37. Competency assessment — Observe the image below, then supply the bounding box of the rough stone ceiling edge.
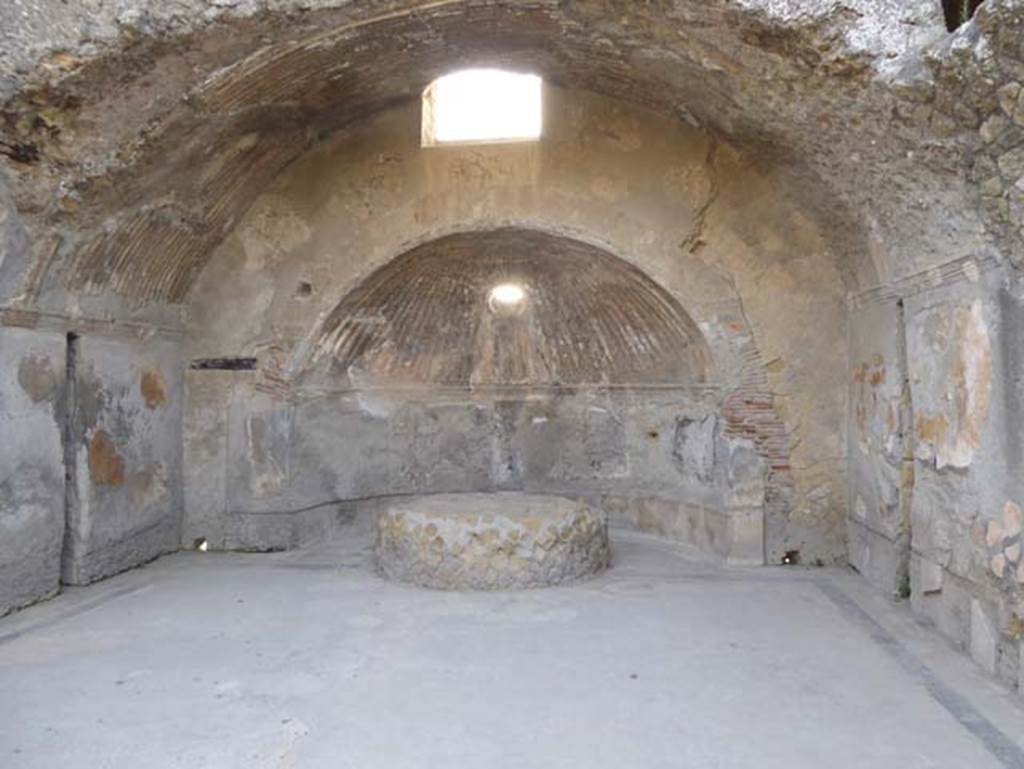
[0,0,1021,306]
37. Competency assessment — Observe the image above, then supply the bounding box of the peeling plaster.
[914,300,993,470]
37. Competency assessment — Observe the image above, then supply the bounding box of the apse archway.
[306,228,713,389]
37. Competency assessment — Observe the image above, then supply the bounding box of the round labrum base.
[375,493,610,590]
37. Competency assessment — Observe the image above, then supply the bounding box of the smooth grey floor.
[1,523,1023,769]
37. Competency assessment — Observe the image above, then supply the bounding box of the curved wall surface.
[2,0,1024,694]
[181,88,849,565]
[309,228,712,388]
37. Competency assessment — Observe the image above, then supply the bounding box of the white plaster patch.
[991,553,1007,578]
[914,300,993,470]
[1004,501,1023,539]
[353,390,397,420]
[987,519,1005,548]
[854,495,868,521]
[970,598,997,675]
[919,557,944,594]
[348,366,398,419]
[245,413,289,496]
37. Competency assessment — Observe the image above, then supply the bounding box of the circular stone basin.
[375,493,610,590]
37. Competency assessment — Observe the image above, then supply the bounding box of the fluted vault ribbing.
[310,228,712,387]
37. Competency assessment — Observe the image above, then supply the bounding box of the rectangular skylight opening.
[422,69,543,147]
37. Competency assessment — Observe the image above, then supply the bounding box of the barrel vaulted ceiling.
[0,0,1022,311]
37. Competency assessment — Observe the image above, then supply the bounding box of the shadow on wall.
[942,0,985,31]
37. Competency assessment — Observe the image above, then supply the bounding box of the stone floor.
[1,521,1023,769]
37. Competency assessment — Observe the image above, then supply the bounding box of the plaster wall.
[902,271,1023,690]
[185,87,849,564]
[849,262,1024,693]
[2,180,188,606]
[0,327,64,615]
[847,300,913,597]
[63,335,184,585]
[183,379,763,563]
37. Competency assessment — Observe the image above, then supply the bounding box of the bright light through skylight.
[489,283,526,307]
[422,69,542,146]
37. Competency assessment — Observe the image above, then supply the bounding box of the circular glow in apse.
[488,283,527,307]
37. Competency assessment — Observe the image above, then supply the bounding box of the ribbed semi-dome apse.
[311,229,711,387]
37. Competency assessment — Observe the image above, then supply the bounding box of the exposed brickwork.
[722,318,794,561]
